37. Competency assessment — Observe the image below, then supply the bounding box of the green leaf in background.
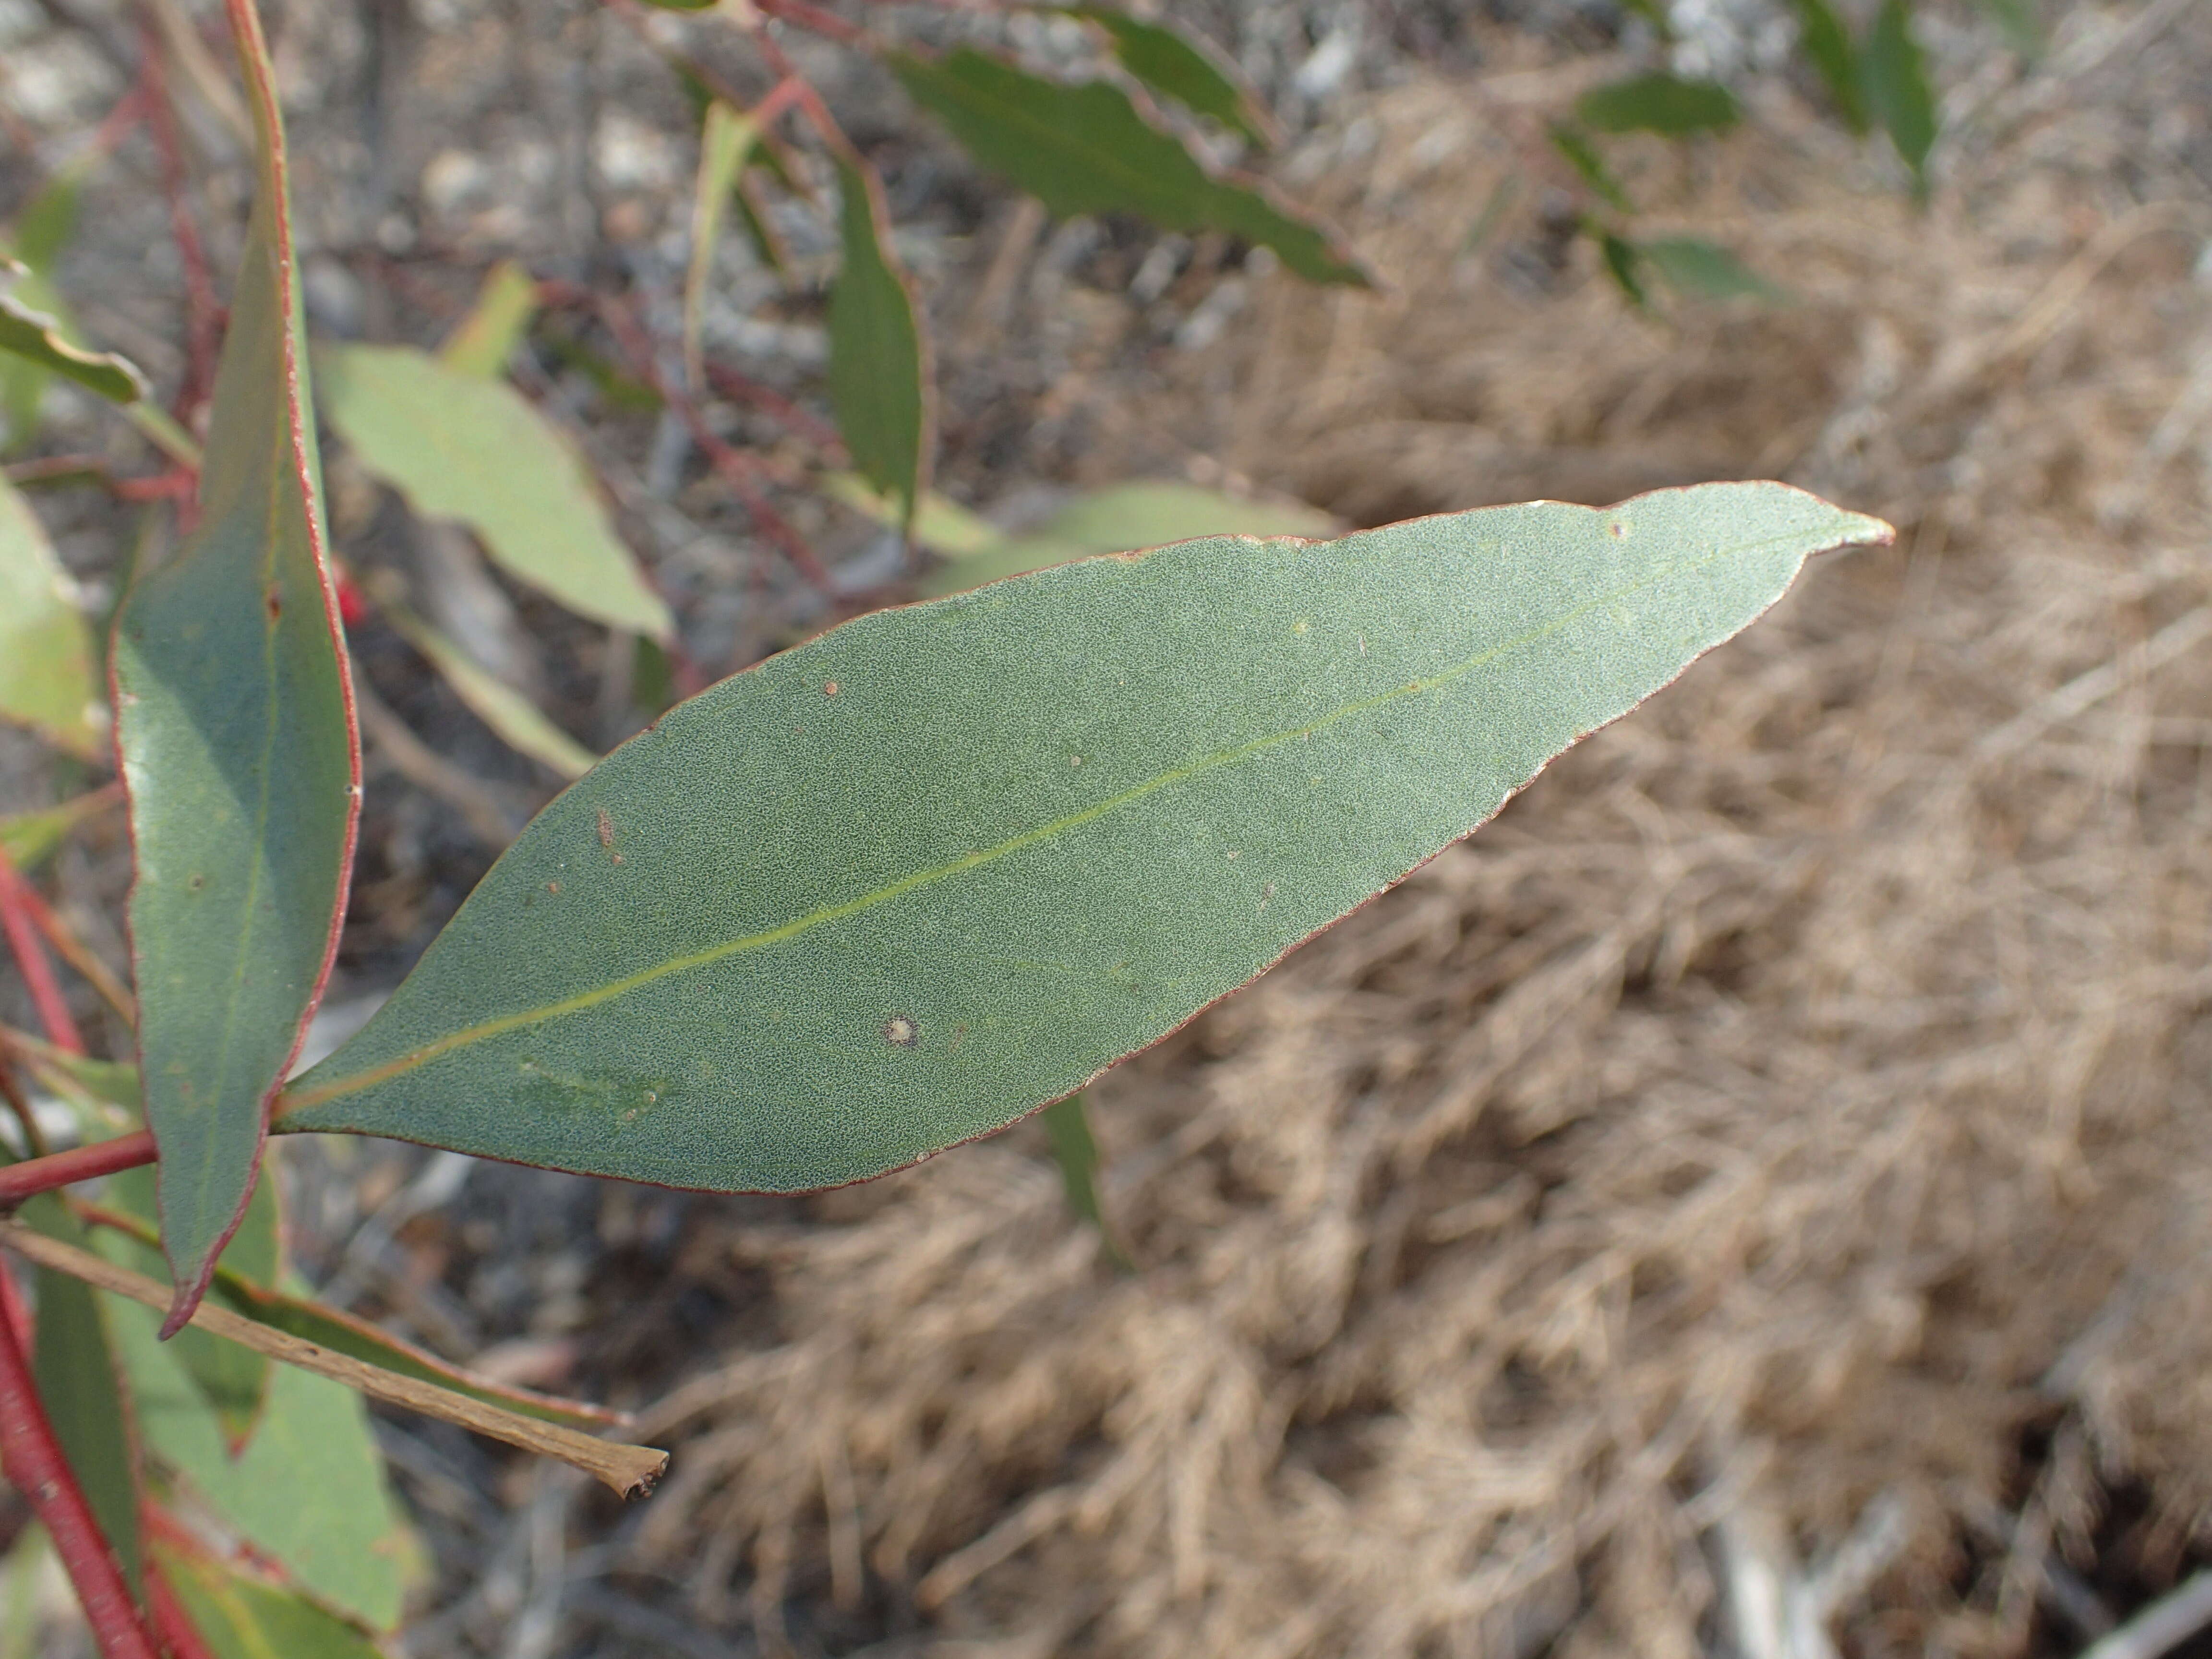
[0,787,115,874]
[685,101,759,390]
[154,1543,385,1659]
[0,1525,44,1659]
[1861,0,1938,194]
[922,481,1334,594]
[824,471,1002,560]
[107,1162,279,1447]
[829,155,931,530]
[277,484,1888,1191]
[1575,72,1741,136]
[890,48,1370,287]
[0,476,103,757]
[438,260,537,380]
[18,1192,140,1600]
[1599,231,1650,308]
[0,289,148,407]
[1551,125,1632,214]
[2,173,89,446]
[384,598,598,780]
[110,0,360,1331]
[1641,236,1786,302]
[100,1261,409,1630]
[1784,0,1869,131]
[318,344,674,639]
[1059,6,1275,148]
[1042,1092,1130,1270]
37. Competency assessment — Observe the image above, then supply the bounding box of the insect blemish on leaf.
[823,681,839,697]
[883,1015,919,1048]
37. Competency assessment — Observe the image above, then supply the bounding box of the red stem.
[143,1542,218,1659]
[752,0,867,43]
[0,1133,159,1209]
[0,1270,161,1659]
[0,848,84,1056]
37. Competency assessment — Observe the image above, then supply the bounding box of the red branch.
[751,0,867,43]
[0,1133,160,1210]
[0,1270,160,1659]
[0,848,84,1056]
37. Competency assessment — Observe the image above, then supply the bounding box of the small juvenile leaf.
[1551,125,1632,214]
[0,476,103,757]
[1599,231,1650,308]
[384,600,598,780]
[318,345,674,639]
[1058,6,1274,147]
[0,292,148,406]
[685,101,759,390]
[438,260,537,380]
[99,1260,409,1631]
[1861,0,1937,192]
[890,48,1369,287]
[1042,1092,1130,1270]
[828,155,931,529]
[1641,236,1786,302]
[111,0,361,1331]
[153,1543,385,1659]
[1575,72,1741,136]
[277,484,1888,1193]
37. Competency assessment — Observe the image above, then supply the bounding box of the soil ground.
[3,1,2212,1656]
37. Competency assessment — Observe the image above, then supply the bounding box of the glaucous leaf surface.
[111,0,359,1328]
[890,48,1369,287]
[1575,72,1741,135]
[438,260,537,380]
[1058,6,1274,146]
[278,484,1887,1191]
[0,477,103,757]
[828,156,930,528]
[318,345,673,639]
[101,1261,408,1630]
[154,1544,385,1659]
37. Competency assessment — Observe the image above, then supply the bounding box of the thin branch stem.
[7,879,133,1027]
[0,846,84,1055]
[0,1133,159,1209]
[0,1267,160,1659]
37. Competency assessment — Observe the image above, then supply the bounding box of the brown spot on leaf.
[547,880,561,895]
[597,808,615,850]
[823,681,839,697]
[264,587,282,620]
[883,1015,919,1048]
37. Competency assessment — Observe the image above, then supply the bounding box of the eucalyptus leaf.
[0,476,103,757]
[0,788,114,874]
[0,292,148,406]
[1042,1092,1129,1270]
[890,48,1369,287]
[1551,125,1631,214]
[1058,6,1274,147]
[111,0,360,1328]
[153,1544,385,1659]
[1575,72,1741,136]
[385,601,598,780]
[439,260,537,380]
[1862,0,1937,194]
[684,102,759,389]
[1599,231,1649,308]
[319,344,673,639]
[828,155,931,529]
[278,484,1888,1192]
[1642,237,1785,302]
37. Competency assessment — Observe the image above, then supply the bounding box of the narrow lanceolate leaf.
[111,0,360,1333]
[825,472,1002,559]
[684,101,758,390]
[1059,6,1275,147]
[1861,0,1937,192]
[0,476,103,757]
[383,601,598,780]
[1785,0,1869,132]
[1551,125,1631,214]
[1575,72,1741,136]
[438,260,538,380]
[318,344,674,639]
[1599,231,1650,309]
[828,155,931,529]
[278,484,1889,1192]
[890,48,1370,287]
[0,290,149,406]
[1042,1092,1130,1270]
[1641,237,1786,302]
[153,1543,385,1659]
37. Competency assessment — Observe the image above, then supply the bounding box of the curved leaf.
[318,344,673,639]
[277,483,1888,1190]
[1862,0,1937,195]
[684,102,758,390]
[0,476,103,757]
[890,47,1370,287]
[1059,6,1274,147]
[153,1543,385,1659]
[1786,0,1869,131]
[383,600,598,780]
[828,155,931,529]
[1577,72,1741,136]
[0,292,148,407]
[111,0,361,1330]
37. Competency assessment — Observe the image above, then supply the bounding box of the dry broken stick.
[0,1222,668,1497]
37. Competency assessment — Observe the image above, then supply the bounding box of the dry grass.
[634,15,2212,1656]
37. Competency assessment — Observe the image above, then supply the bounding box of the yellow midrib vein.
[281,525,1821,1115]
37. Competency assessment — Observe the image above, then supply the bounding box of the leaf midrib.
[281,527,1803,1115]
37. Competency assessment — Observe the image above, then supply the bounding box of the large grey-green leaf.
[111,0,360,1330]
[890,48,1369,287]
[0,476,103,757]
[277,484,1886,1190]
[318,344,673,639]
